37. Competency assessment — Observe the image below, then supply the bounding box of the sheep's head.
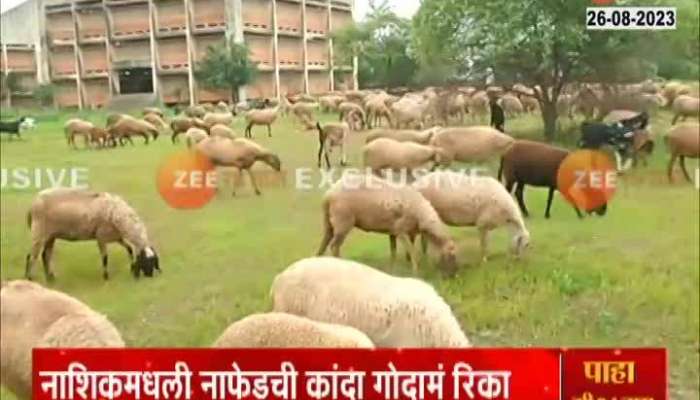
[510,230,530,259]
[263,153,282,171]
[131,247,160,278]
[433,148,453,168]
[439,241,458,278]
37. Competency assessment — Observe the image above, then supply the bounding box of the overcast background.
[1,0,421,18]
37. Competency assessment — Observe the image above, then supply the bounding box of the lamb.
[203,112,234,129]
[170,116,208,143]
[25,188,160,281]
[665,122,699,183]
[315,122,349,168]
[363,138,450,176]
[317,172,458,275]
[429,126,515,164]
[212,313,374,348]
[184,127,209,148]
[498,140,607,219]
[271,257,470,347]
[412,172,530,262]
[209,124,237,140]
[63,118,95,149]
[108,115,159,145]
[671,95,699,125]
[1,280,125,400]
[365,127,438,145]
[195,137,281,196]
[244,106,280,138]
[87,126,112,149]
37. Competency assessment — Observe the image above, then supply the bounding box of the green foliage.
[333,0,418,88]
[195,39,257,102]
[33,84,55,107]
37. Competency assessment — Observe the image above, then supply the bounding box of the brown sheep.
[671,95,699,125]
[498,140,607,219]
[665,123,699,183]
[170,116,208,143]
[108,116,158,145]
[63,118,94,149]
[143,112,168,132]
[142,107,164,119]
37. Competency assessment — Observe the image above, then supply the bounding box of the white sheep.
[363,138,451,176]
[25,188,160,281]
[1,280,124,400]
[498,94,524,116]
[271,257,471,347]
[364,127,440,145]
[665,122,699,183]
[244,106,280,138]
[185,127,209,148]
[430,126,515,163]
[209,124,237,140]
[671,95,699,125]
[63,118,95,149]
[317,172,457,275]
[391,98,429,129]
[413,172,530,262]
[213,313,374,348]
[203,112,234,129]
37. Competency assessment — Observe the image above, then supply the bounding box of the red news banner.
[32,348,666,400]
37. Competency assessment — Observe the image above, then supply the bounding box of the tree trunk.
[231,86,239,104]
[541,101,558,142]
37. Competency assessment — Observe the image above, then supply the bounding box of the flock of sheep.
[2,79,699,400]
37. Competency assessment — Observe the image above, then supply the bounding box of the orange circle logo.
[557,150,617,212]
[157,150,216,209]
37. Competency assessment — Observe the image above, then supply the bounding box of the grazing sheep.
[170,116,208,144]
[142,107,164,119]
[413,172,530,262]
[338,102,366,129]
[665,122,699,183]
[604,110,655,167]
[195,137,281,196]
[184,127,209,148]
[319,95,344,112]
[203,112,234,129]
[185,105,207,118]
[499,140,607,219]
[143,113,168,131]
[391,99,428,129]
[215,101,230,114]
[213,313,374,348]
[363,138,450,176]
[109,115,159,145]
[1,280,125,400]
[289,102,318,130]
[662,82,691,106]
[446,93,468,124]
[209,124,237,140]
[498,94,524,117]
[429,126,514,163]
[244,107,280,138]
[671,95,700,125]
[271,257,470,347]
[315,122,349,168]
[365,97,394,128]
[469,91,490,121]
[105,113,127,128]
[87,126,112,149]
[25,188,160,281]
[63,118,95,149]
[365,127,439,145]
[317,172,457,275]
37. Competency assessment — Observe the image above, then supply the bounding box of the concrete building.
[1,0,356,108]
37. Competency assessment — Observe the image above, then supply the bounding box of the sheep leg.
[478,228,490,263]
[317,225,333,256]
[246,169,262,196]
[324,150,332,170]
[97,241,109,280]
[679,156,692,183]
[41,238,56,282]
[667,153,678,183]
[389,235,397,268]
[267,124,272,138]
[25,239,44,281]
[671,113,679,125]
[400,234,420,274]
[329,231,350,258]
[515,182,529,218]
[544,187,556,219]
[118,239,134,262]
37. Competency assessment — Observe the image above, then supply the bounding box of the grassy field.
[0,108,698,398]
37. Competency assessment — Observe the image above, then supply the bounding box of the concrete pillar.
[71,4,84,109]
[102,3,114,99]
[147,0,158,96]
[2,43,11,108]
[327,1,334,92]
[184,0,196,105]
[226,0,246,102]
[271,0,281,99]
[301,0,309,94]
[34,0,49,85]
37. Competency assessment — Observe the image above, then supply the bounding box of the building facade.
[0,0,356,108]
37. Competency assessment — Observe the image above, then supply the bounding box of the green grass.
[1,109,698,398]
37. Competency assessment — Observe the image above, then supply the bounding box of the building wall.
[1,0,357,108]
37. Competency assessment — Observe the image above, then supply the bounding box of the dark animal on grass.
[579,112,649,170]
[25,188,160,282]
[0,117,28,139]
[490,98,505,133]
[498,140,608,219]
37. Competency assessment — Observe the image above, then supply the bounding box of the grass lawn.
[0,108,698,398]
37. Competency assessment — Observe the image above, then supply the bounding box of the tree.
[195,39,257,103]
[413,0,689,140]
[33,84,55,107]
[333,0,418,88]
